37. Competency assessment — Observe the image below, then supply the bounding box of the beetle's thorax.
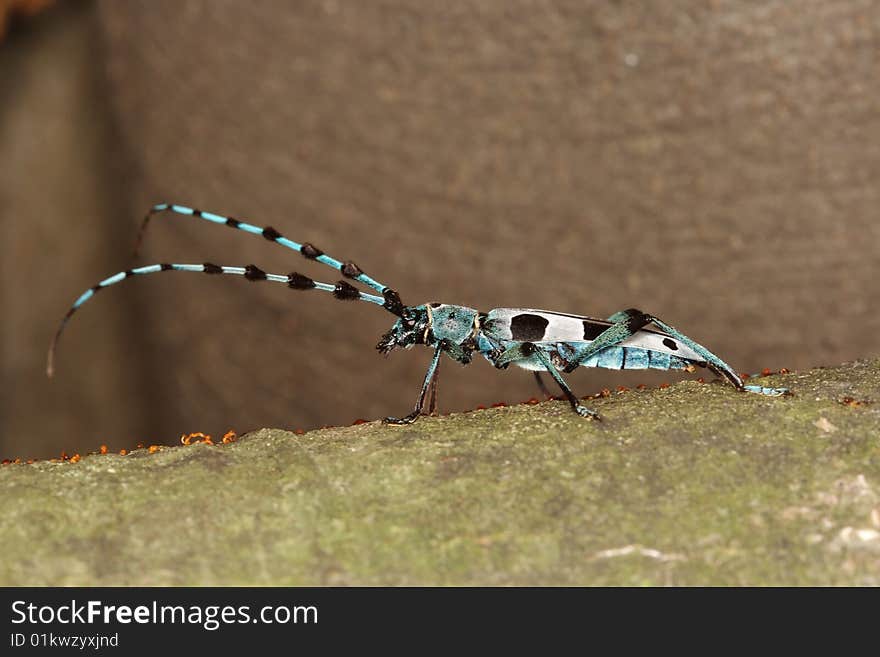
[376,302,483,357]
[423,303,480,346]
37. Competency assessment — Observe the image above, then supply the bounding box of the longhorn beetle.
[48,204,790,424]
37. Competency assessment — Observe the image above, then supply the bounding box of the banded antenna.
[46,262,388,378]
[48,202,412,377]
[136,204,405,316]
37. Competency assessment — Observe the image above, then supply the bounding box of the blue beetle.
[49,204,789,424]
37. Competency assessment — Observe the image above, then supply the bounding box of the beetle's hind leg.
[643,314,790,396]
[742,384,790,396]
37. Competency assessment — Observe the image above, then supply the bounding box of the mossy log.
[2,361,878,585]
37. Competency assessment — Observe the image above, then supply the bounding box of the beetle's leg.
[644,315,790,396]
[561,308,653,372]
[436,338,472,365]
[526,344,601,420]
[533,372,552,398]
[384,344,443,425]
[427,358,440,415]
[494,342,533,367]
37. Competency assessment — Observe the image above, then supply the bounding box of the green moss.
[2,360,879,585]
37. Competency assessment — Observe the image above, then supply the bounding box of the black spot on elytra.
[262,226,282,241]
[301,243,323,259]
[583,321,606,340]
[663,337,678,350]
[334,280,360,300]
[287,272,315,289]
[203,263,223,274]
[429,302,442,308]
[510,314,549,341]
[244,264,267,281]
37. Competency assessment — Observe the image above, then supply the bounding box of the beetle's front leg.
[383,343,444,425]
[427,358,440,415]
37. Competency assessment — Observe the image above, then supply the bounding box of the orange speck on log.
[181,432,211,445]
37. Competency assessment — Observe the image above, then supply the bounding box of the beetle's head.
[376,305,430,354]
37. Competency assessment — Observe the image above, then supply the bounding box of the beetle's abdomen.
[551,343,696,371]
[575,346,693,370]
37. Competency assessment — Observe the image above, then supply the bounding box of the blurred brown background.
[2,0,879,459]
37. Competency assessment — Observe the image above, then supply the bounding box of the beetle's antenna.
[135,203,407,316]
[47,262,390,378]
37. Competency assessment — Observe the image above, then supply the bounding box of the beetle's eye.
[405,319,415,328]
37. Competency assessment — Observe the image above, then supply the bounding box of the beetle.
[48,203,790,424]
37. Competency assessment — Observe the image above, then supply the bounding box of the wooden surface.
[2,1,879,457]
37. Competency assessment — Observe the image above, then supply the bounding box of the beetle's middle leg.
[533,372,553,398]
[529,345,601,420]
[493,309,653,419]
